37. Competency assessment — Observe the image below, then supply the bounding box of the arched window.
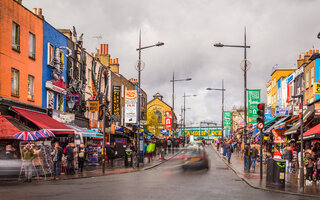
[154,110,162,123]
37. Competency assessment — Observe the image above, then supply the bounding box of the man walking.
[65,143,74,175]
[244,144,251,172]
[226,141,233,164]
[250,145,259,172]
[51,142,63,180]
[283,146,293,173]
[22,144,35,182]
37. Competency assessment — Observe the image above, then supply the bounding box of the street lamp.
[213,27,250,144]
[207,80,226,141]
[183,93,197,145]
[170,73,192,136]
[136,30,164,166]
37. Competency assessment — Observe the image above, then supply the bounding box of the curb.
[144,150,182,171]
[210,144,320,198]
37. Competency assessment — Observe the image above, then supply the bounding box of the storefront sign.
[88,100,99,112]
[223,111,231,130]
[112,86,121,121]
[293,105,307,116]
[165,111,172,129]
[45,81,67,95]
[276,107,289,117]
[180,127,222,139]
[125,90,137,123]
[160,129,169,136]
[248,89,261,124]
[52,110,75,123]
[314,83,320,95]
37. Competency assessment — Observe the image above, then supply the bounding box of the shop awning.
[66,124,102,138]
[0,115,21,139]
[284,106,314,136]
[300,124,320,140]
[12,107,74,135]
[274,116,299,130]
[264,116,290,133]
[86,129,103,139]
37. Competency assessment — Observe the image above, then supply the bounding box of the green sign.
[248,89,261,124]
[179,127,222,139]
[224,111,232,130]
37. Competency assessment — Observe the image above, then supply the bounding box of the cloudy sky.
[24,0,320,126]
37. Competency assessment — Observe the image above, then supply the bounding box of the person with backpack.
[304,149,314,184]
[283,146,293,173]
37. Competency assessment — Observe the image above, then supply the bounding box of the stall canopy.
[66,124,102,138]
[300,123,320,140]
[284,106,314,136]
[12,107,74,135]
[264,116,290,133]
[0,115,25,139]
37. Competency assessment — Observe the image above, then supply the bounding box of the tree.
[147,110,160,137]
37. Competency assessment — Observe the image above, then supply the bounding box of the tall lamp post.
[207,80,226,140]
[183,93,197,145]
[136,31,164,165]
[214,27,250,144]
[170,73,192,136]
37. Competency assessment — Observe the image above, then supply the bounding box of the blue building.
[42,21,70,112]
[315,58,320,101]
[277,78,282,108]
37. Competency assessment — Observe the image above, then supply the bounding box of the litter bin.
[266,158,286,188]
[124,149,133,167]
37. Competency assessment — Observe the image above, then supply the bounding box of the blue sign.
[264,113,273,121]
[160,129,169,136]
[276,108,289,117]
[286,73,294,84]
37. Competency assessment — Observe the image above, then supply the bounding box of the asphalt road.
[0,147,316,200]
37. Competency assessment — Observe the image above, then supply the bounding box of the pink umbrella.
[14,131,38,141]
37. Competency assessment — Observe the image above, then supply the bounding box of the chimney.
[110,59,113,64]
[309,49,312,55]
[299,54,301,59]
[96,49,100,55]
[38,8,44,19]
[100,44,103,54]
[317,50,319,53]
[33,8,37,15]
[116,58,118,64]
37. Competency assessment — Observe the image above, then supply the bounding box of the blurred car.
[0,159,22,180]
[188,141,204,147]
[181,146,209,171]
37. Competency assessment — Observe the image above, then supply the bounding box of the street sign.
[275,107,289,117]
[257,123,264,129]
[223,111,232,130]
[314,83,320,94]
[248,89,261,124]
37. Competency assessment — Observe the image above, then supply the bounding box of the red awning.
[0,115,21,139]
[12,107,74,135]
[302,123,320,140]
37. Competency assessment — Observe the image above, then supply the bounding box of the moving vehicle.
[181,145,209,171]
[0,159,22,180]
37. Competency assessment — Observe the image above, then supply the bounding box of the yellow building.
[147,93,174,137]
[266,80,271,108]
[269,69,295,115]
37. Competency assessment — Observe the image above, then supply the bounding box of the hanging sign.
[248,89,261,124]
[125,90,137,123]
[88,100,99,112]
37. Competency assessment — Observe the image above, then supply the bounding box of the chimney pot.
[106,44,109,55]
[116,58,118,64]
[113,59,116,63]
[33,8,37,15]
[309,50,312,55]
[317,50,319,53]
[110,59,112,64]
[97,49,100,55]
[100,44,103,54]
[299,54,301,59]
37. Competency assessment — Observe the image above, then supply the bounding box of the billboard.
[112,86,121,121]
[165,111,172,129]
[223,111,231,130]
[180,127,222,139]
[125,90,137,123]
[248,89,261,124]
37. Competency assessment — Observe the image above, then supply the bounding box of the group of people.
[215,138,236,165]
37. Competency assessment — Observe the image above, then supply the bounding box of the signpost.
[248,89,261,124]
[125,90,137,123]
[224,111,231,137]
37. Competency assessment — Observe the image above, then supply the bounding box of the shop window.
[57,94,64,111]
[27,75,34,100]
[121,84,124,98]
[11,68,19,96]
[28,32,35,59]
[12,22,20,51]
[311,68,314,86]
[47,43,54,66]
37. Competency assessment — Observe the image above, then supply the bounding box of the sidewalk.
[0,150,178,185]
[211,144,320,197]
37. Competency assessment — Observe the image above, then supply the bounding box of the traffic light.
[256,103,265,125]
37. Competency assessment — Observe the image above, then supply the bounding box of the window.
[56,94,64,111]
[154,110,162,123]
[306,71,309,88]
[47,43,54,65]
[28,32,35,59]
[88,69,91,84]
[11,68,19,96]
[12,22,20,51]
[311,68,314,86]
[121,84,124,98]
[27,75,34,100]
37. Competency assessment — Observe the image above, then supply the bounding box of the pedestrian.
[146,141,153,163]
[33,145,43,176]
[51,142,63,180]
[216,138,220,151]
[78,143,86,173]
[167,138,172,154]
[22,144,35,182]
[283,146,293,173]
[304,149,314,184]
[65,143,74,175]
[226,141,233,164]
[222,140,228,158]
[106,142,115,168]
[250,145,259,172]
[5,145,16,159]
[244,144,251,172]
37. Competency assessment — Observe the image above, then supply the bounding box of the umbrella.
[31,131,47,138]
[14,131,38,141]
[39,129,55,137]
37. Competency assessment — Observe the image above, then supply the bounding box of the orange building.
[0,0,43,106]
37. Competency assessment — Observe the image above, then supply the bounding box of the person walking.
[167,138,172,154]
[226,141,233,164]
[283,146,293,173]
[22,144,35,182]
[244,144,251,172]
[51,142,63,180]
[106,142,115,168]
[78,143,86,173]
[65,143,74,175]
[146,141,154,163]
[216,138,220,151]
[305,149,314,184]
[250,145,259,172]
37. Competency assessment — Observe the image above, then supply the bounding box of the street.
[0,146,315,200]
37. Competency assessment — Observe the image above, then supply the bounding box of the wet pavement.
[0,146,317,200]
[212,144,320,197]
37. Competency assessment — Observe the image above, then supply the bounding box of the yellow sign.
[88,100,99,112]
[314,83,320,94]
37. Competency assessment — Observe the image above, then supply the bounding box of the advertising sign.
[165,111,172,129]
[180,127,222,139]
[88,100,99,112]
[248,89,261,124]
[314,83,320,95]
[223,111,232,130]
[276,107,289,117]
[112,86,121,121]
[125,90,137,123]
[52,110,75,123]
[160,129,169,136]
